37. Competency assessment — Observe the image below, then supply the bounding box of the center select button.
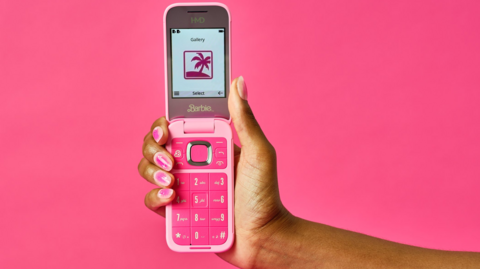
[191,145,208,162]
[187,141,212,166]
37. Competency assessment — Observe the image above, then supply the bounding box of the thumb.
[228,76,270,151]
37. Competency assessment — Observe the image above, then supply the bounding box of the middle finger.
[142,135,174,171]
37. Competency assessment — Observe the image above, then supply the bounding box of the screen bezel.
[165,5,230,121]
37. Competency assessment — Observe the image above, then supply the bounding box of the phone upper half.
[164,4,231,121]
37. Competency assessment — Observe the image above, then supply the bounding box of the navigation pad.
[187,141,212,165]
[172,138,227,169]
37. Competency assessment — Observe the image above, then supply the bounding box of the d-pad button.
[187,141,212,166]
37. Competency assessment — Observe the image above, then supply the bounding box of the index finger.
[146,117,170,145]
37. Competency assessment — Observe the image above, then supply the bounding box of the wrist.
[251,210,309,269]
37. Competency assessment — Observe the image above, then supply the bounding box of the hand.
[138,76,294,268]
[138,77,480,268]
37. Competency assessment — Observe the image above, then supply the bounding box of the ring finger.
[138,158,175,188]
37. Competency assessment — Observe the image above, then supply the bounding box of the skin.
[138,77,480,268]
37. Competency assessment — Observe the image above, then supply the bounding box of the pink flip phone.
[163,3,234,252]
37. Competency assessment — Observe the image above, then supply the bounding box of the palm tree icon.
[185,52,212,78]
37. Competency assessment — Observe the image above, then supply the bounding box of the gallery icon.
[184,51,213,79]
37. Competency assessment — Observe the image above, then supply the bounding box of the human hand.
[138,77,480,269]
[138,76,294,268]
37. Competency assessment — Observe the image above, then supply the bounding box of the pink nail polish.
[237,76,248,100]
[152,127,163,143]
[154,152,173,171]
[158,188,174,199]
[154,171,172,186]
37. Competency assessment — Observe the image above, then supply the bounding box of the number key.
[191,192,208,208]
[210,173,227,191]
[209,209,227,226]
[191,209,208,227]
[190,173,208,191]
[172,191,189,208]
[191,227,209,245]
[172,209,190,227]
[172,173,189,191]
[209,191,227,208]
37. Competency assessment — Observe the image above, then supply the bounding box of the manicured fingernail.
[158,188,173,199]
[152,127,163,143]
[237,76,248,100]
[154,171,172,186]
[154,152,173,171]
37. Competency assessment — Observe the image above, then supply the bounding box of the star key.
[172,227,190,245]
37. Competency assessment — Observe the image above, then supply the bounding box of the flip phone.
[163,3,234,252]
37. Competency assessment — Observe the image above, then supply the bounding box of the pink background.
[1,0,480,268]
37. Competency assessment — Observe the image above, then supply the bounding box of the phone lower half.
[165,119,234,252]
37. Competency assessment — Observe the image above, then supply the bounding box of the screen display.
[171,28,225,98]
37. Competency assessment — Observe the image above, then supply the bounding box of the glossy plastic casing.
[163,3,234,253]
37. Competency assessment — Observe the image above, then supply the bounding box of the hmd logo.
[191,17,205,23]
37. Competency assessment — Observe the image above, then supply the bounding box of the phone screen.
[170,28,225,98]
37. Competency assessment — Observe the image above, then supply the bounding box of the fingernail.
[158,188,174,199]
[152,127,163,143]
[154,171,172,186]
[154,152,173,171]
[237,76,248,100]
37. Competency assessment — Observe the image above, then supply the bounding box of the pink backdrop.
[1,0,480,268]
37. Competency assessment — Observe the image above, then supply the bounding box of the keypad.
[171,173,228,245]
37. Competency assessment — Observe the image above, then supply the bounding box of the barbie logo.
[187,104,213,112]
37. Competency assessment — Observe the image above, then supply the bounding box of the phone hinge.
[183,119,215,133]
